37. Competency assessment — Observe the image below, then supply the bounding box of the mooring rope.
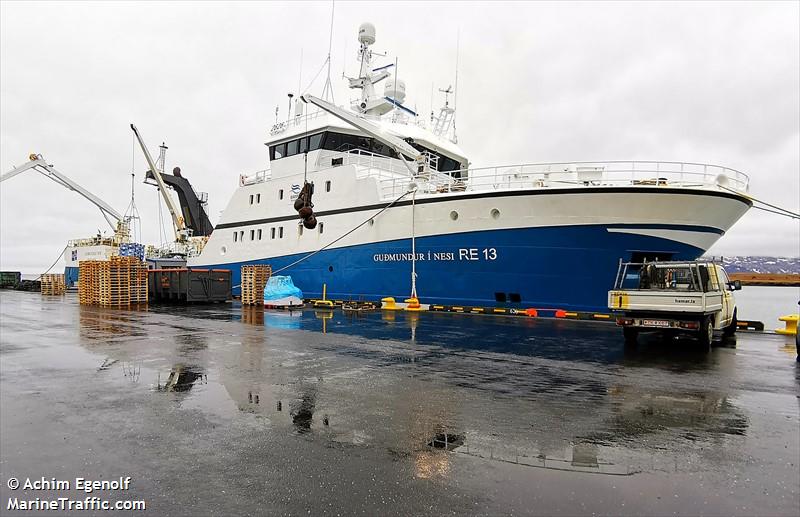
[720,185,799,219]
[230,187,415,289]
[37,245,68,279]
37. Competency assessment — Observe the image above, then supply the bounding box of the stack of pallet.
[241,264,272,305]
[78,260,102,305]
[40,273,65,295]
[78,257,148,307]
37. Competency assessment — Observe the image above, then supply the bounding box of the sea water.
[735,286,800,329]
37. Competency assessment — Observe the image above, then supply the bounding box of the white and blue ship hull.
[191,185,751,312]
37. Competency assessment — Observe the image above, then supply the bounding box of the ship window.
[240,231,244,241]
[298,137,308,154]
[325,180,331,192]
[319,222,324,234]
[279,189,284,200]
[256,193,261,203]
[286,139,299,156]
[257,229,262,240]
[309,133,324,151]
[509,293,522,303]
[494,292,507,303]
[279,227,284,238]
[233,232,238,242]
[270,143,286,160]
[298,223,303,236]
[271,227,276,239]
[249,194,254,205]
[250,229,255,240]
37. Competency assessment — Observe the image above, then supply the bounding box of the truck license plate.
[642,319,670,327]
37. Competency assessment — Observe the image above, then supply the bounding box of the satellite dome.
[358,23,376,45]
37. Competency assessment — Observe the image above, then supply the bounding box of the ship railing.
[316,148,413,179]
[239,169,272,186]
[376,161,750,200]
[269,109,329,136]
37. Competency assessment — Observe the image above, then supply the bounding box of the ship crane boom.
[300,94,423,176]
[1,154,122,230]
[129,124,188,241]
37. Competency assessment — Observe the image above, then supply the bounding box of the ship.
[188,23,751,312]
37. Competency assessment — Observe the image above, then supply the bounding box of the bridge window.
[286,139,299,156]
[309,133,324,151]
[270,143,286,160]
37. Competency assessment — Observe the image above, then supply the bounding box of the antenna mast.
[321,0,336,102]
[453,28,460,143]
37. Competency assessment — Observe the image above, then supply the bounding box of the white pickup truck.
[608,260,741,350]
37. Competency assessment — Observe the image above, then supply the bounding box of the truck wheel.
[723,309,737,336]
[698,317,713,351]
[623,327,638,346]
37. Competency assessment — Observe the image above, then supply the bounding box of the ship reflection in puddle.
[158,365,207,392]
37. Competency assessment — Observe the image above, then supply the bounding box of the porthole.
[450,211,459,221]
[220,246,227,255]
[491,208,500,219]
[328,265,334,272]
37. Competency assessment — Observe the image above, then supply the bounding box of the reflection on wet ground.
[1,291,798,516]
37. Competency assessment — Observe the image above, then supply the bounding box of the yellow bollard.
[404,296,421,312]
[775,314,798,336]
[381,297,397,310]
[313,283,334,308]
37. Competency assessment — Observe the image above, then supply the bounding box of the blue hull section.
[65,266,79,287]
[198,225,706,312]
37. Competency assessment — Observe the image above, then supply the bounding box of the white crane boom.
[300,94,423,175]
[129,124,187,241]
[1,154,122,230]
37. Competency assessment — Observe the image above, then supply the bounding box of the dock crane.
[1,154,124,232]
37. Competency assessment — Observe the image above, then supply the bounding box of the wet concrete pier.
[1,290,798,516]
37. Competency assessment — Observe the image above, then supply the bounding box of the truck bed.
[608,289,723,314]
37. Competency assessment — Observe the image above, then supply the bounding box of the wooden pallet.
[79,257,148,307]
[240,264,272,306]
[40,273,65,295]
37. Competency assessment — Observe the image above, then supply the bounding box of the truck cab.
[608,260,741,350]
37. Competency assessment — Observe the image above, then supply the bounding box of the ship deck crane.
[1,154,123,231]
[130,124,191,242]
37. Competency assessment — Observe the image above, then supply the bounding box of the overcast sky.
[1,1,798,273]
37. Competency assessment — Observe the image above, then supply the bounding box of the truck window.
[707,266,720,291]
[697,265,711,292]
[716,267,730,286]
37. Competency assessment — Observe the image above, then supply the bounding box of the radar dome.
[384,78,406,103]
[358,23,376,45]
